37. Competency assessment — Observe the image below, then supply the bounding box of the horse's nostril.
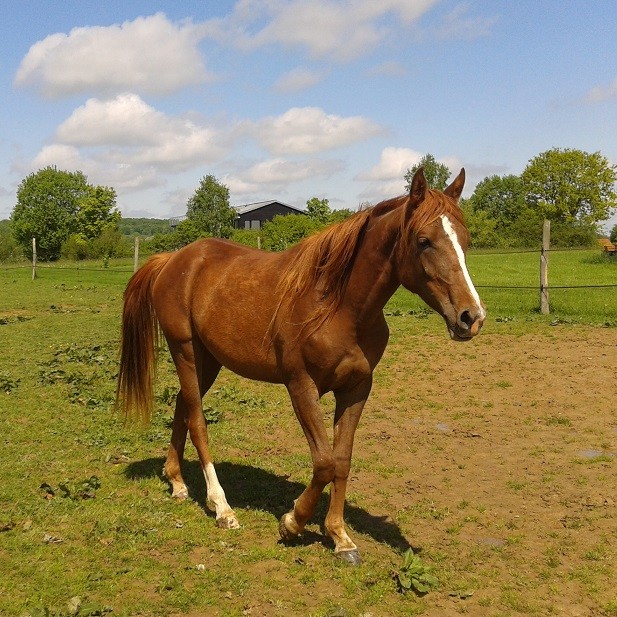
[459,310,474,329]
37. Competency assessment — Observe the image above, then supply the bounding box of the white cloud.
[357,147,423,182]
[226,156,344,198]
[249,107,384,155]
[56,94,176,146]
[205,0,438,62]
[356,147,465,202]
[275,68,324,93]
[31,143,162,192]
[586,78,617,103]
[32,94,230,192]
[55,94,228,171]
[32,144,83,170]
[14,13,212,98]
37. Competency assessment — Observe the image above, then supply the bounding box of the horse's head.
[397,167,486,341]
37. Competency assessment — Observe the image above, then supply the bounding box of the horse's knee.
[313,455,336,485]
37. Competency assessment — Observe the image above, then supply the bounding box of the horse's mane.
[273,190,466,331]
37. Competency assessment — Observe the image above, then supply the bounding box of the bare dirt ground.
[205,322,617,617]
[350,323,617,616]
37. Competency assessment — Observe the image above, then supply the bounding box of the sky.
[1,0,617,229]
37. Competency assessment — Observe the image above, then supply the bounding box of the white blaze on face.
[439,215,486,319]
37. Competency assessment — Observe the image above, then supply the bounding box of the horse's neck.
[343,210,401,326]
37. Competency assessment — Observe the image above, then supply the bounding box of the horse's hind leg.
[164,340,239,529]
[164,394,190,499]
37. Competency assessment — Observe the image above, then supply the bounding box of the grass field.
[0,248,615,616]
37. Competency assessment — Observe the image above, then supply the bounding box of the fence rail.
[1,243,616,298]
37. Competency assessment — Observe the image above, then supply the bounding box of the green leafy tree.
[521,148,617,224]
[118,218,171,237]
[404,154,451,192]
[12,167,89,260]
[460,200,501,248]
[468,175,526,231]
[186,175,235,238]
[306,197,331,224]
[328,208,355,224]
[11,166,120,261]
[610,224,617,243]
[77,185,120,239]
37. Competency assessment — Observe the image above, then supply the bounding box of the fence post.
[540,219,550,314]
[133,236,140,273]
[32,238,37,281]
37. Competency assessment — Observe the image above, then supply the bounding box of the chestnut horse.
[116,168,485,564]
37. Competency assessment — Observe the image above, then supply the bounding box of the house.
[234,200,305,229]
[169,200,305,230]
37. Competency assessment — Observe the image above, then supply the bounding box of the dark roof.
[233,200,305,215]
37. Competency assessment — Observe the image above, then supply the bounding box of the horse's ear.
[408,167,427,211]
[443,168,465,201]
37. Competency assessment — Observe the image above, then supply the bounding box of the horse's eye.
[418,237,431,250]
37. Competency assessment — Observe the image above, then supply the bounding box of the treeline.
[2,149,616,263]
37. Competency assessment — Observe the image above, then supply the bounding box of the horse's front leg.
[279,378,335,541]
[325,377,372,565]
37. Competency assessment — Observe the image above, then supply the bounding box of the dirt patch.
[341,323,616,615]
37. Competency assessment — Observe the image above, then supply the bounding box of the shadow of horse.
[125,457,415,554]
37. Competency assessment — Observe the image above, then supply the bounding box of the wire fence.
[1,246,616,289]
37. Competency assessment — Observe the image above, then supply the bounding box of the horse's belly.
[199,328,283,384]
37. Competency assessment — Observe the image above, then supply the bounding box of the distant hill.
[118,217,171,237]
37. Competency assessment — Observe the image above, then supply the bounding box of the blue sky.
[1,1,617,229]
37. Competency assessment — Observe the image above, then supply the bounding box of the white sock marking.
[204,463,230,514]
[440,215,486,318]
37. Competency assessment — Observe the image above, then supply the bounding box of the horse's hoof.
[216,513,240,529]
[172,487,189,500]
[336,549,362,566]
[278,513,300,541]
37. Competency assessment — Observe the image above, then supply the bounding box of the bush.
[261,214,322,251]
[230,229,261,248]
[549,221,598,248]
[144,219,207,253]
[0,221,23,262]
[90,227,133,258]
[61,234,89,260]
[60,227,132,261]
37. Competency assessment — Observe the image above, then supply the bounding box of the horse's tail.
[116,253,172,424]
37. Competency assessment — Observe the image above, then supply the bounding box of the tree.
[11,166,120,261]
[404,154,451,192]
[468,175,526,231]
[186,175,235,238]
[521,148,617,224]
[328,208,355,224]
[77,185,120,239]
[460,200,501,248]
[306,197,331,224]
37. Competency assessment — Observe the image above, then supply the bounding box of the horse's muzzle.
[448,307,485,341]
